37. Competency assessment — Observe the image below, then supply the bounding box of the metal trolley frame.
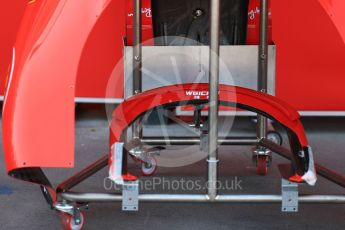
[43,0,345,227]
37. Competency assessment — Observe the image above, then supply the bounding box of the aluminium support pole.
[208,0,221,201]
[133,0,143,139]
[257,0,269,141]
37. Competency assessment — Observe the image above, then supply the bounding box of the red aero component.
[110,83,308,146]
[109,83,314,184]
[2,0,117,173]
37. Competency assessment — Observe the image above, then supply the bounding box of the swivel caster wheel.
[267,131,283,146]
[141,157,157,176]
[60,211,85,230]
[256,155,270,176]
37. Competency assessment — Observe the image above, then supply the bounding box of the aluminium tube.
[257,0,269,140]
[133,0,142,95]
[141,137,259,146]
[132,0,143,139]
[208,0,221,201]
[60,193,345,204]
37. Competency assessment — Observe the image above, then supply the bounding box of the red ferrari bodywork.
[2,0,345,171]
[110,84,307,146]
[2,0,121,172]
[2,0,345,111]
[108,83,318,185]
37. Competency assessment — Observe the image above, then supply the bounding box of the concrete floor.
[1,105,345,229]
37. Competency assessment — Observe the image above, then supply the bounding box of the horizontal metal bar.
[299,111,345,117]
[60,192,345,204]
[177,110,345,117]
[75,97,124,104]
[142,137,259,146]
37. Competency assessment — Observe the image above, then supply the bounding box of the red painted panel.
[1,0,345,112]
[75,0,126,99]
[126,0,154,45]
[319,0,345,43]
[247,0,273,45]
[0,0,26,96]
[2,0,115,172]
[273,0,345,111]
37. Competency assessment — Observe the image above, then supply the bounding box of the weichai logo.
[185,91,209,96]
[185,91,209,99]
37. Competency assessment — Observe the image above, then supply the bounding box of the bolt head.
[194,9,204,17]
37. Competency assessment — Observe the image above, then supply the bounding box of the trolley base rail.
[59,193,345,204]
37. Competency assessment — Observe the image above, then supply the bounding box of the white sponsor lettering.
[185,91,209,96]
[248,7,272,20]
[128,8,152,18]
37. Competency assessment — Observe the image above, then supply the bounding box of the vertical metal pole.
[257,0,269,140]
[133,0,142,139]
[208,0,220,201]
